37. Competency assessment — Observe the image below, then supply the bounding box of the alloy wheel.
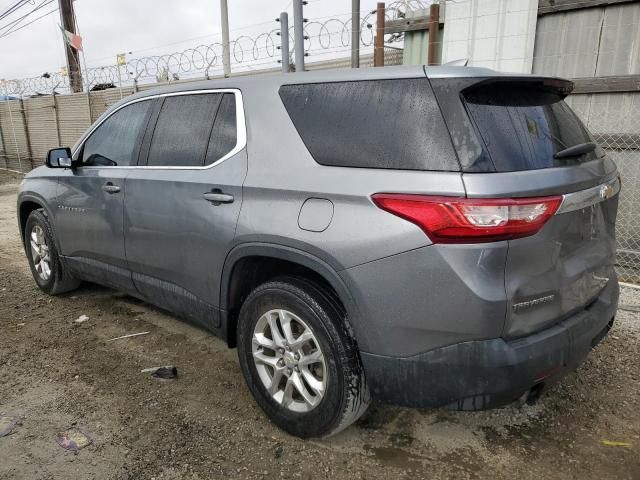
[251,309,327,413]
[30,225,51,281]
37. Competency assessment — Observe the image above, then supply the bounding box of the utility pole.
[220,0,231,77]
[293,0,305,72]
[351,0,360,68]
[58,0,82,93]
[427,3,440,66]
[374,2,385,67]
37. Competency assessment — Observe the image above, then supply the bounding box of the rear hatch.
[431,76,620,338]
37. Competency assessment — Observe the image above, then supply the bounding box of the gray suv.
[17,66,620,438]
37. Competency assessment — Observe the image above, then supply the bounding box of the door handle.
[203,192,234,204]
[102,183,121,194]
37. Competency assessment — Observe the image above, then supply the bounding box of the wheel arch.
[220,243,361,349]
[18,194,57,246]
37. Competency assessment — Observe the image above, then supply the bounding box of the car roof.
[125,65,523,100]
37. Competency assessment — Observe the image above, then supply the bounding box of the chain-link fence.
[567,94,640,284]
[568,93,640,284]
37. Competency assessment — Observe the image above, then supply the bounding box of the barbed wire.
[9,0,634,97]
[3,0,434,96]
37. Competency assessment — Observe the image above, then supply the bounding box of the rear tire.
[24,209,80,295]
[237,276,370,438]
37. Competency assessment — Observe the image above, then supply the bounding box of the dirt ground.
[0,169,638,480]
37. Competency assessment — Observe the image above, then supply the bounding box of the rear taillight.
[371,194,562,244]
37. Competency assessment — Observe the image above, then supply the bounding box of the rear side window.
[464,84,603,172]
[82,100,151,167]
[205,93,237,165]
[279,79,459,171]
[147,94,221,167]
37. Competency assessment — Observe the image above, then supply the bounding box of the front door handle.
[203,192,234,204]
[102,183,120,194]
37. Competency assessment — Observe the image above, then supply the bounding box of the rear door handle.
[203,192,234,204]
[102,183,120,194]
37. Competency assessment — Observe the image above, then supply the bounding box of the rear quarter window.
[278,79,459,171]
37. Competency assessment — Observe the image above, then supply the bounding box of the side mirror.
[46,147,73,168]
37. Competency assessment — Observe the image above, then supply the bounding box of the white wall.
[441,0,539,73]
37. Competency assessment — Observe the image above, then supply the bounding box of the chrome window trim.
[556,175,620,214]
[72,88,246,170]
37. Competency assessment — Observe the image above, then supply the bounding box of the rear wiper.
[553,142,596,159]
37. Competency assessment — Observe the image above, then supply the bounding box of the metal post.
[374,2,385,67]
[280,12,290,73]
[427,3,440,66]
[220,0,231,77]
[351,0,360,68]
[3,81,23,173]
[293,0,305,72]
[18,98,33,169]
[116,64,123,99]
[52,94,62,147]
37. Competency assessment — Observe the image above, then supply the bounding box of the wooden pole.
[58,0,83,93]
[427,3,440,66]
[374,2,385,67]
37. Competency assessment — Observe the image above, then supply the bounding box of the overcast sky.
[0,0,385,81]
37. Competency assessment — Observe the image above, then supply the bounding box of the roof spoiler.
[461,76,575,100]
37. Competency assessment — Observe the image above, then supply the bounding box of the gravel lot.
[1,170,638,479]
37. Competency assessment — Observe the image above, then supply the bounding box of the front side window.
[81,100,152,167]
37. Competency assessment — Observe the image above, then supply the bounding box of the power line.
[0,0,31,22]
[0,0,55,36]
[0,4,56,38]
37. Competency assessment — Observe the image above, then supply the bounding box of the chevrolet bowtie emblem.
[599,184,613,200]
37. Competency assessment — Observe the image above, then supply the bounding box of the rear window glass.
[279,79,459,171]
[464,84,603,172]
[147,94,221,167]
[205,93,237,165]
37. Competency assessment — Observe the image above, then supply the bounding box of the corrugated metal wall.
[0,100,30,172]
[533,2,640,77]
[56,93,92,148]
[24,96,57,166]
[89,87,136,121]
[401,8,443,66]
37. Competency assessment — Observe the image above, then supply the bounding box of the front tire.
[237,276,370,438]
[24,209,80,295]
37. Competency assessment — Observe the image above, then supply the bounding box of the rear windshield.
[463,83,603,172]
[279,79,459,171]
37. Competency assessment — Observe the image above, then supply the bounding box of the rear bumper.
[360,277,619,409]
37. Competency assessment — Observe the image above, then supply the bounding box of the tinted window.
[279,79,459,171]
[147,94,221,167]
[205,93,237,165]
[82,100,151,166]
[464,84,603,172]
